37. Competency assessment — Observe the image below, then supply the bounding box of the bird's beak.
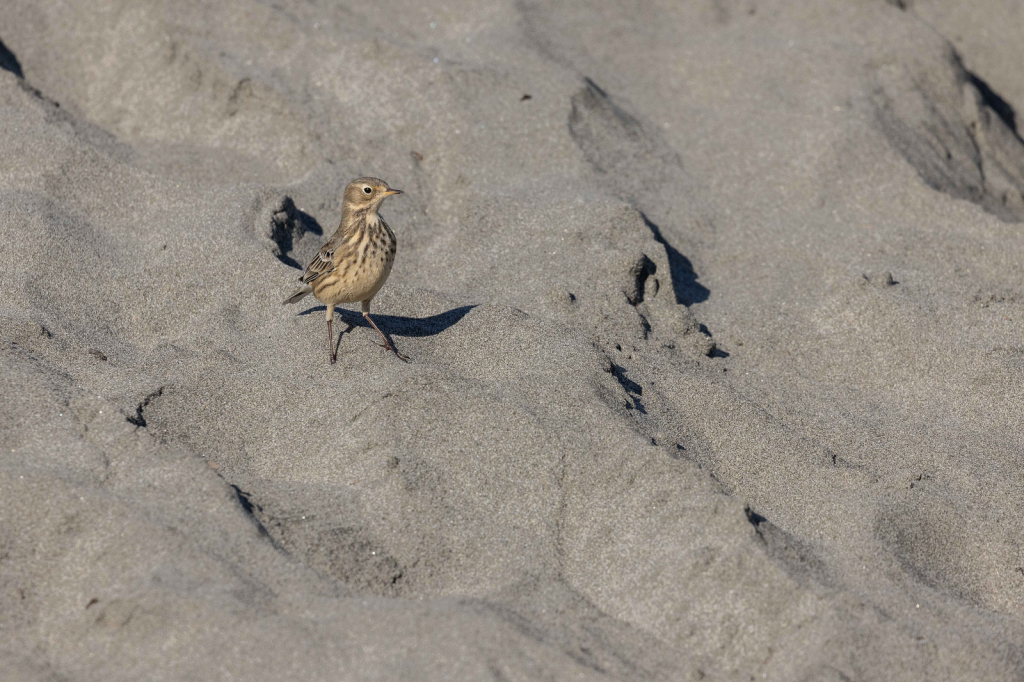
[384,188,404,195]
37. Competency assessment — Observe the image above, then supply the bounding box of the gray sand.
[2,1,1024,680]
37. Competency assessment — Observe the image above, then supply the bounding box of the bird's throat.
[342,204,380,232]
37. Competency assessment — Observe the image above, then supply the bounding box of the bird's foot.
[375,340,409,362]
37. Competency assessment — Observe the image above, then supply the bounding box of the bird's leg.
[326,304,336,364]
[328,318,335,364]
[364,312,408,361]
[361,301,407,362]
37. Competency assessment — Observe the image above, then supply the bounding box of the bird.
[283,177,406,364]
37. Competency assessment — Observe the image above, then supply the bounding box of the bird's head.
[344,177,403,212]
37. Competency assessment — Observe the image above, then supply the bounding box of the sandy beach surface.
[2,1,1024,680]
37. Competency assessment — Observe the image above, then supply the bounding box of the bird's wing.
[299,245,335,284]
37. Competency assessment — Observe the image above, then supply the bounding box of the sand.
[1,1,1023,680]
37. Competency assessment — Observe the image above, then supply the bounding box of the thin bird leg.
[326,303,336,364]
[327,317,336,364]
[363,312,408,362]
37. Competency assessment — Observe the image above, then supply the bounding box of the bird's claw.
[375,340,409,362]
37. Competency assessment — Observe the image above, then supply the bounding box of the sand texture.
[2,1,1024,680]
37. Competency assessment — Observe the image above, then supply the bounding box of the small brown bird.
[283,177,406,363]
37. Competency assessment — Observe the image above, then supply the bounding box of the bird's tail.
[282,286,313,305]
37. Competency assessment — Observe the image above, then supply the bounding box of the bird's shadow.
[298,305,477,350]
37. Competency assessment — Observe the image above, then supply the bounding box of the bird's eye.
[363,187,372,194]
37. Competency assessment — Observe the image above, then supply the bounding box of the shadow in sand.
[968,71,1017,137]
[299,305,476,340]
[0,38,24,78]
[270,198,325,270]
[611,363,646,414]
[641,213,710,306]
